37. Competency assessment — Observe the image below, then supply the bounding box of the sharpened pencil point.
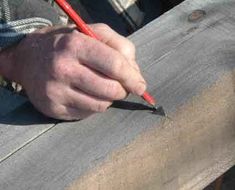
[152,105,167,117]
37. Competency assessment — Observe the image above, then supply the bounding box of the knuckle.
[111,56,125,76]
[105,81,120,99]
[53,29,82,53]
[96,23,111,31]
[60,35,74,50]
[70,29,81,39]
[122,41,135,56]
[62,32,82,50]
[52,62,72,80]
[45,82,55,99]
[93,101,110,113]
[46,104,60,118]
[45,83,62,100]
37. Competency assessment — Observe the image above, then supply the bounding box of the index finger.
[89,24,140,71]
[75,32,146,96]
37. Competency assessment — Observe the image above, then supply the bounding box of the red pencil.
[54,0,157,109]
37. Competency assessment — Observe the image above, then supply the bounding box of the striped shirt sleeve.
[0,0,61,50]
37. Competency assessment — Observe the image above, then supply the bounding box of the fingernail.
[136,81,147,96]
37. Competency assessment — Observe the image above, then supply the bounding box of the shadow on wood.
[0,102,56,126]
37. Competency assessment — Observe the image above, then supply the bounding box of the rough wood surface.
[1,0,235,189]
[0,88,56,163]
[68,71,235,190]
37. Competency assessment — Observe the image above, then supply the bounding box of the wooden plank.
[0,88,56,162]
[130,0,225,70]
[68,72,235,190]
[1,0,235,189]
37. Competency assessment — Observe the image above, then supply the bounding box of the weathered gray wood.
[0,88,56,163]
[1,0,235,190]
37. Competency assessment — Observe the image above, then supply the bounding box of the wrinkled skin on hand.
[5,24,147,120]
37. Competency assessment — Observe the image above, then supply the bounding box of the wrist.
[0,46,18,83]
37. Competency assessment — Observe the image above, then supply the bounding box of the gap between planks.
[0,123,58,164]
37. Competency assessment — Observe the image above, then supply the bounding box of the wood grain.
[0,88,56,163]
[68,71,235,190]
[0,0,235,189]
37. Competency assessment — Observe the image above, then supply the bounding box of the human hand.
[7,24,146,120]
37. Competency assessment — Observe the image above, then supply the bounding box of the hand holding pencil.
[55,0,158,109]
[10,10,148,120]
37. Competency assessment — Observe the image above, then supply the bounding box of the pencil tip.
[152,105,167,117]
